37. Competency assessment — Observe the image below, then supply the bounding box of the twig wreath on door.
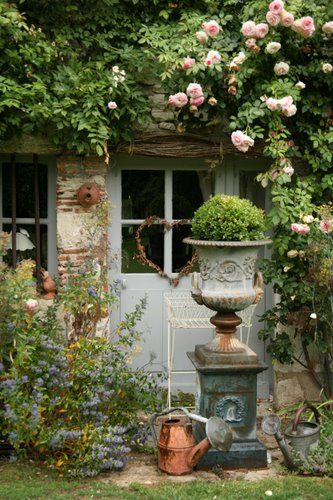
[134,215,197,287]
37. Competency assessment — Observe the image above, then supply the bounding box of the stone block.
[158,122,176,131]
[151,110,174,122]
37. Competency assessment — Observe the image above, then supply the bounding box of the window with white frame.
[0,154,57,281]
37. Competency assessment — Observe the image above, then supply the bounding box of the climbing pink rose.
[266,42,281,54]
[195,30,208,43]
[168,92,188,108]
[245,38,257,50]
[107,101,117,110]
[282,104,297,117]
[182,57,195,69]
[190,96,205,106]
[293,17,315,37]
[319,219,333,233]
[241,21,257,38]
[283,165,294,176]
[274,61,290,75]
[269,0,284,15]
[291,223,310,235]
[186,83,203,98]
[322,21,333,34]
[280,10,294,27]
[205,50,222,66]
[279,96,293,111]
[202,20,220,37]
[266,98,279,111]
[25,298,39,314]
[231,130,254,153]
[255,23,269,39]
[266,12,280,27]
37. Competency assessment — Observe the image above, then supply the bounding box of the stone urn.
[183,238,271,362]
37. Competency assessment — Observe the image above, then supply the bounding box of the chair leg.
[167,321,171,408]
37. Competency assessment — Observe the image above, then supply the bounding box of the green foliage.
[0,233,38,370]
[191,195,266,241]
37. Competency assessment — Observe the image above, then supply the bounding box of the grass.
[0,461,333,500]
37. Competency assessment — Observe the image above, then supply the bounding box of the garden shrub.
[0,298,161,477]
[0,228,162,477]
[191,195,266,241]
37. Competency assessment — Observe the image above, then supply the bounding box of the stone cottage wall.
[56,155,108,281]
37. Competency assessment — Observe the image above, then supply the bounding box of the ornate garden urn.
[184,236,271,469]
[183,238,270,364]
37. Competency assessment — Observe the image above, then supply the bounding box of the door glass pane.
[172,224,198,273]
[122,224,164,273]
[173,171,209,219]
[2,163,48,218]
[122,170,164,219]
[239,171,265,211]
[3,224,48,269]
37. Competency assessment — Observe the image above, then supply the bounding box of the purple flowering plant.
[0,297,161,477]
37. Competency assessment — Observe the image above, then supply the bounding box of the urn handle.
[191,272,203,305]
[253,271,264,304]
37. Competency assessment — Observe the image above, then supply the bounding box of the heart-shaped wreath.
[134,216,197,287]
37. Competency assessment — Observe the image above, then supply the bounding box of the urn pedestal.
[188,350,267,469]
[183,237,271,469]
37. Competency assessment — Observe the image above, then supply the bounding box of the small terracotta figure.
[41,270,56,300]
[77,183,100,207]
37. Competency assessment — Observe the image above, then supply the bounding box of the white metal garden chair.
[164,290,257,408]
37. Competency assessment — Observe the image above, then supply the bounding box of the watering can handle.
[149,407,192,445]
[291,403,320,433]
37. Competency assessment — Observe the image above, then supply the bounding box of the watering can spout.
[187,437,211,468]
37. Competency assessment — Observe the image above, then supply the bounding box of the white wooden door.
[108,155,272,397]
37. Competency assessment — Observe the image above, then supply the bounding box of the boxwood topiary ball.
[191,195,266,241]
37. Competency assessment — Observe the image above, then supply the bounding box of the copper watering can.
[150,407,233,475]
[262,403,320,470]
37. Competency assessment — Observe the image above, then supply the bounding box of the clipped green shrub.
[191,195,266,242]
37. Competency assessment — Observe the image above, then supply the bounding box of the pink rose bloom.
[282,104,297,117]
[274,61,290,75]
[25,298,39,314]
[322,21,333,34]
[196,30,208,43]
[280,10,294,27]
[279,96,293,111]
[319,219,333,233]
[202,20,220,37]
[266,97,279,111]
[168,92,188,108]
[283,165,294,176]
[206,50,222,63]
[241,21,257,38]
[255,23,269,39]
[231,130,254,153]
[107,101,117,110]
[269,0,284,15]
[245,38,257,49]
[182,57,195,69]
[186,83,203,98]
[190,96,205,106]
[293,17,315,37]
[291,223,310,235]
[266,12,280,27]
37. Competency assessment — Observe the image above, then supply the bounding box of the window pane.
[3,224,48,269]
[172,224,198,273]
[122,170,164,219]
[2,163,48,218]
[239,172,266,211]
[173,171,208,219]
[122,224,164,273]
